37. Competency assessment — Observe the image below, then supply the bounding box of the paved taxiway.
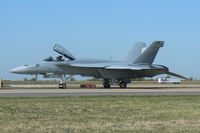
[1,84,200,97]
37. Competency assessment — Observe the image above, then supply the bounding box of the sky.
[0,0,200,80]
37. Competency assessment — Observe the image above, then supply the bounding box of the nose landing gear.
[59,79,67,89]
[58,75,72,89]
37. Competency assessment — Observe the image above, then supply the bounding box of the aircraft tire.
[62,83,67,89]
[103,79,111,88]
[103,84,111,88]
[59,83,67,89]
[120,81,127,88]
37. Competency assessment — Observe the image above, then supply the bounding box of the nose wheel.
[58,76,67,89]
[59,83,67,89]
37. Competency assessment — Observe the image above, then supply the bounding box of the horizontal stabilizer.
[134,41,164,65]
[165,71,187,80]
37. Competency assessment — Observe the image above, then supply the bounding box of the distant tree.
[188,77,193,81]
[70,77,76,81]
[132,77,145,81]
[30,78,37,81]
[166,75,171,78]
[145,78,155,81]
[87,78,102,81]
[23,78,28,81]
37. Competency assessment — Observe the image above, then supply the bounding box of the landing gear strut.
[58,75,73,89]
[103,79,111,88]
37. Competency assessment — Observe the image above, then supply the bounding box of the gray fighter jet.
[10,41,186,88]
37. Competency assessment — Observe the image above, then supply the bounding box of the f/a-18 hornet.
[10,41,186,88]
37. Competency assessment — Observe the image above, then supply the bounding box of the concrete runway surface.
[1,84,200,97]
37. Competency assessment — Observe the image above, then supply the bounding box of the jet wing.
[105,65,150,70]
[56,63,108,68]
[56,63,187,79]
[56,63,151,70]
[165,71,187,80]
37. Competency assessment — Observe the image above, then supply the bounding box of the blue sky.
[0,0,200,80]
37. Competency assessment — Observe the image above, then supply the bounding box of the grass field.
[0,96,200,133]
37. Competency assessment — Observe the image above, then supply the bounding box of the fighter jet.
[10,41,187,88]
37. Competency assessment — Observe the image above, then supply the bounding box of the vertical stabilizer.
[125,42,146,63]
[133,41,164,65]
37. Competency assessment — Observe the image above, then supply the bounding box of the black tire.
[59,83,67,89]
[103,79,111,88]
[120,81,127,88]
[62,83,67,89]
[103,84,111,88]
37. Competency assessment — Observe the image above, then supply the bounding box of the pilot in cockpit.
[56,56,64,61]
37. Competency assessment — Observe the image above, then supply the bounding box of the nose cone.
[10,66,28,74]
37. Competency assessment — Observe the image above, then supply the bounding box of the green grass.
[0,96,200,133]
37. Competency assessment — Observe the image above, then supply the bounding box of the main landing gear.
[103,79,129,88]
[119,81,127,88]
[103,79,111,88]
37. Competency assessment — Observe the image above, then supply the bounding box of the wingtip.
[165,71,187,80]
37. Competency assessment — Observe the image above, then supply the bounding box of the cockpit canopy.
[53,44,76,60]
[43,44,76,62]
